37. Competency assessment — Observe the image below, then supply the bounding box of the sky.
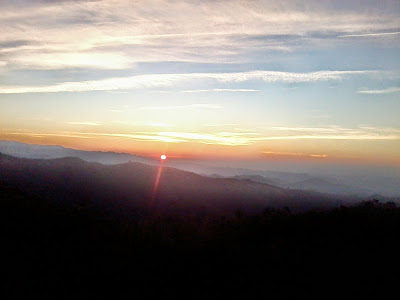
[0,0,399,165]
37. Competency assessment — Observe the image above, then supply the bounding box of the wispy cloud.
[203,70,378,83]
[0,70,380,94]
[256,135,399,141]
[113,121,171,127]
[263,126,400,140]
[12,52,134,70]
[66,121,101,126]
[3,131,248,145]
[357,87,400,94]
[339,31,400,38]
[157,132,255,146]
[140,104,223,110]
[262,151,328,158]
[4,132,96,140]
[79,132,183,143]
[140,122,171,127]
[180,89,260,93]
[271,126,347,133]
[106,91,129,94]
[205,123,238,127]
[1,0,398,70]
[3,125,399,148]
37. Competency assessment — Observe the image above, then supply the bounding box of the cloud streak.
[357,87,400,94]
[140,104,223,110]
[3,126,398,149]
[263,126,400,140]
[157,132,253,146]
[180,89,260,93]
[0,70,379,94]
[256,135,399,141]
[66,121,101,126]
[262,151,328,158]
[339,31,400,38]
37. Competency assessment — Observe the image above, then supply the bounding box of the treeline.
[1,182,399,299]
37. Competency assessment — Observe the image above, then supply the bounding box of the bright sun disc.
[160,155,166,160]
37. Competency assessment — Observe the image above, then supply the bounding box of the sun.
[160,154,167,160]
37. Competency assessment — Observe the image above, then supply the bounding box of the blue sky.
[0,0,399,163]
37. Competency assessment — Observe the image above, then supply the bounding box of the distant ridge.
[0,140,156,165]
[1,140,399,198]
[0,153,354,215]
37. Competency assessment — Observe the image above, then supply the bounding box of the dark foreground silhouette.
[1,178,399,299]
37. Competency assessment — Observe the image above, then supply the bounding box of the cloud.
[339,31,400,38]
[0,39,35,49]
[66,121,101,126]
[113,121,171,127]
[0,0,399,69]
[2,129,256,146]
[156,132,254,146]
[262,151,328,158]
[5,131,183,143]
[140,104,223,110]
[205,123,238,127]
[262,126,400,140]
[3,125,399,148]
[4,132,96,140]
[271,126,348,133]
[357,87,400,94]
[139,122,170,127]
[256,135,399,141]
[0,70,379,94]
[80,132,184,143]
[6,130,251,145]
[207,70,377,83]
[10,52,134,70]
[180,89,260,93]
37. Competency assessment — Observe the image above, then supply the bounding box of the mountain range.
[1,140,399,199]
[0,152,357,216]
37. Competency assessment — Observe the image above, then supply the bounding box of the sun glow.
[161,154,167,160]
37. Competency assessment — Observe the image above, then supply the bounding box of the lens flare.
[150,155,167,207]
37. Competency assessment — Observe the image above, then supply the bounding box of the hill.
[0,140,155,165]
[1,170,399,299]
[0,153,353,216]
[1,140,399,198]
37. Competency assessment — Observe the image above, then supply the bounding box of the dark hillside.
[0,153,351,216]
[1,179,399,299]
[2,154,398,298]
